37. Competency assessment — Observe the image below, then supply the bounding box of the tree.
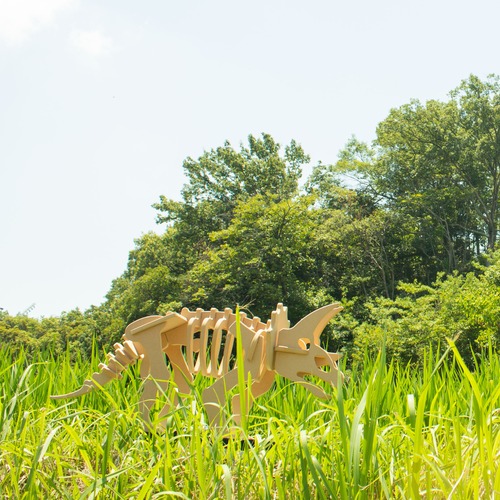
[338,75,500,275]
[183,194,326,323]
[450,75,500,250]
[153,133,310,271]
[306,162,423,301]
[155,133,308,222]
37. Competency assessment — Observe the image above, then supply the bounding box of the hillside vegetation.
[3,75,500,367]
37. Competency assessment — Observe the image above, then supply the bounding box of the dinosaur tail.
[51,340,140,400]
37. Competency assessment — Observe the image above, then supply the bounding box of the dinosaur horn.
[278,303,343,346]
[50,340,140,400]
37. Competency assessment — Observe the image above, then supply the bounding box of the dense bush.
[353,251,500,365]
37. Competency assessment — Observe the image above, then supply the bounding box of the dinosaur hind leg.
[231,370,275,427]
[202,369,239,427]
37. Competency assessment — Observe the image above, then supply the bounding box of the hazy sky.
[1,0,499,317]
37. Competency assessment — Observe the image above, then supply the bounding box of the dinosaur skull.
[272,303,343,398]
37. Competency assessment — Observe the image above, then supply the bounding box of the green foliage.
[155,133,308,223]
[152,133,310,272]
[353,250,500,365]
[0,310,94,359]
[312,206,421,302]
[185,194,323,322]
[94,134,329,344]
[340,74,500,272]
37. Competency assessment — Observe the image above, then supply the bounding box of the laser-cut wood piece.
[52,303,343,429]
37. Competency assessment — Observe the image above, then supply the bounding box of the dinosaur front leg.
[139,378,166,429]
[155,345,194,425]
[164,344,193,395]
[138,349,172,431]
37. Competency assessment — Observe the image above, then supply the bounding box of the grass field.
[1,341,499,499]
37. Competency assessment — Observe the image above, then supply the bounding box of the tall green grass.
[0,342,499,498]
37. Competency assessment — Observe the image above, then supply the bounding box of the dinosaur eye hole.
[298,338,311,350]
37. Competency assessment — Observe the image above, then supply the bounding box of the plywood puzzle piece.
[52,303,343,429]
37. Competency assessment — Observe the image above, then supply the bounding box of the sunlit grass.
[0,343,499,498]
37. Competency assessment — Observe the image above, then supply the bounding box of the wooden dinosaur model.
[52,303,343,429]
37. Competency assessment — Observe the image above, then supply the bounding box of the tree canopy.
[340,75,500,273]
[4,76,500,365]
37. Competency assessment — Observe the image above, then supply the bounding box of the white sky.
[1,0,499,317]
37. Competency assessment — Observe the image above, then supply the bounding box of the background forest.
[3,74,500,366]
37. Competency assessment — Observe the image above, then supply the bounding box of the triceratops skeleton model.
[52,303,343,429]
